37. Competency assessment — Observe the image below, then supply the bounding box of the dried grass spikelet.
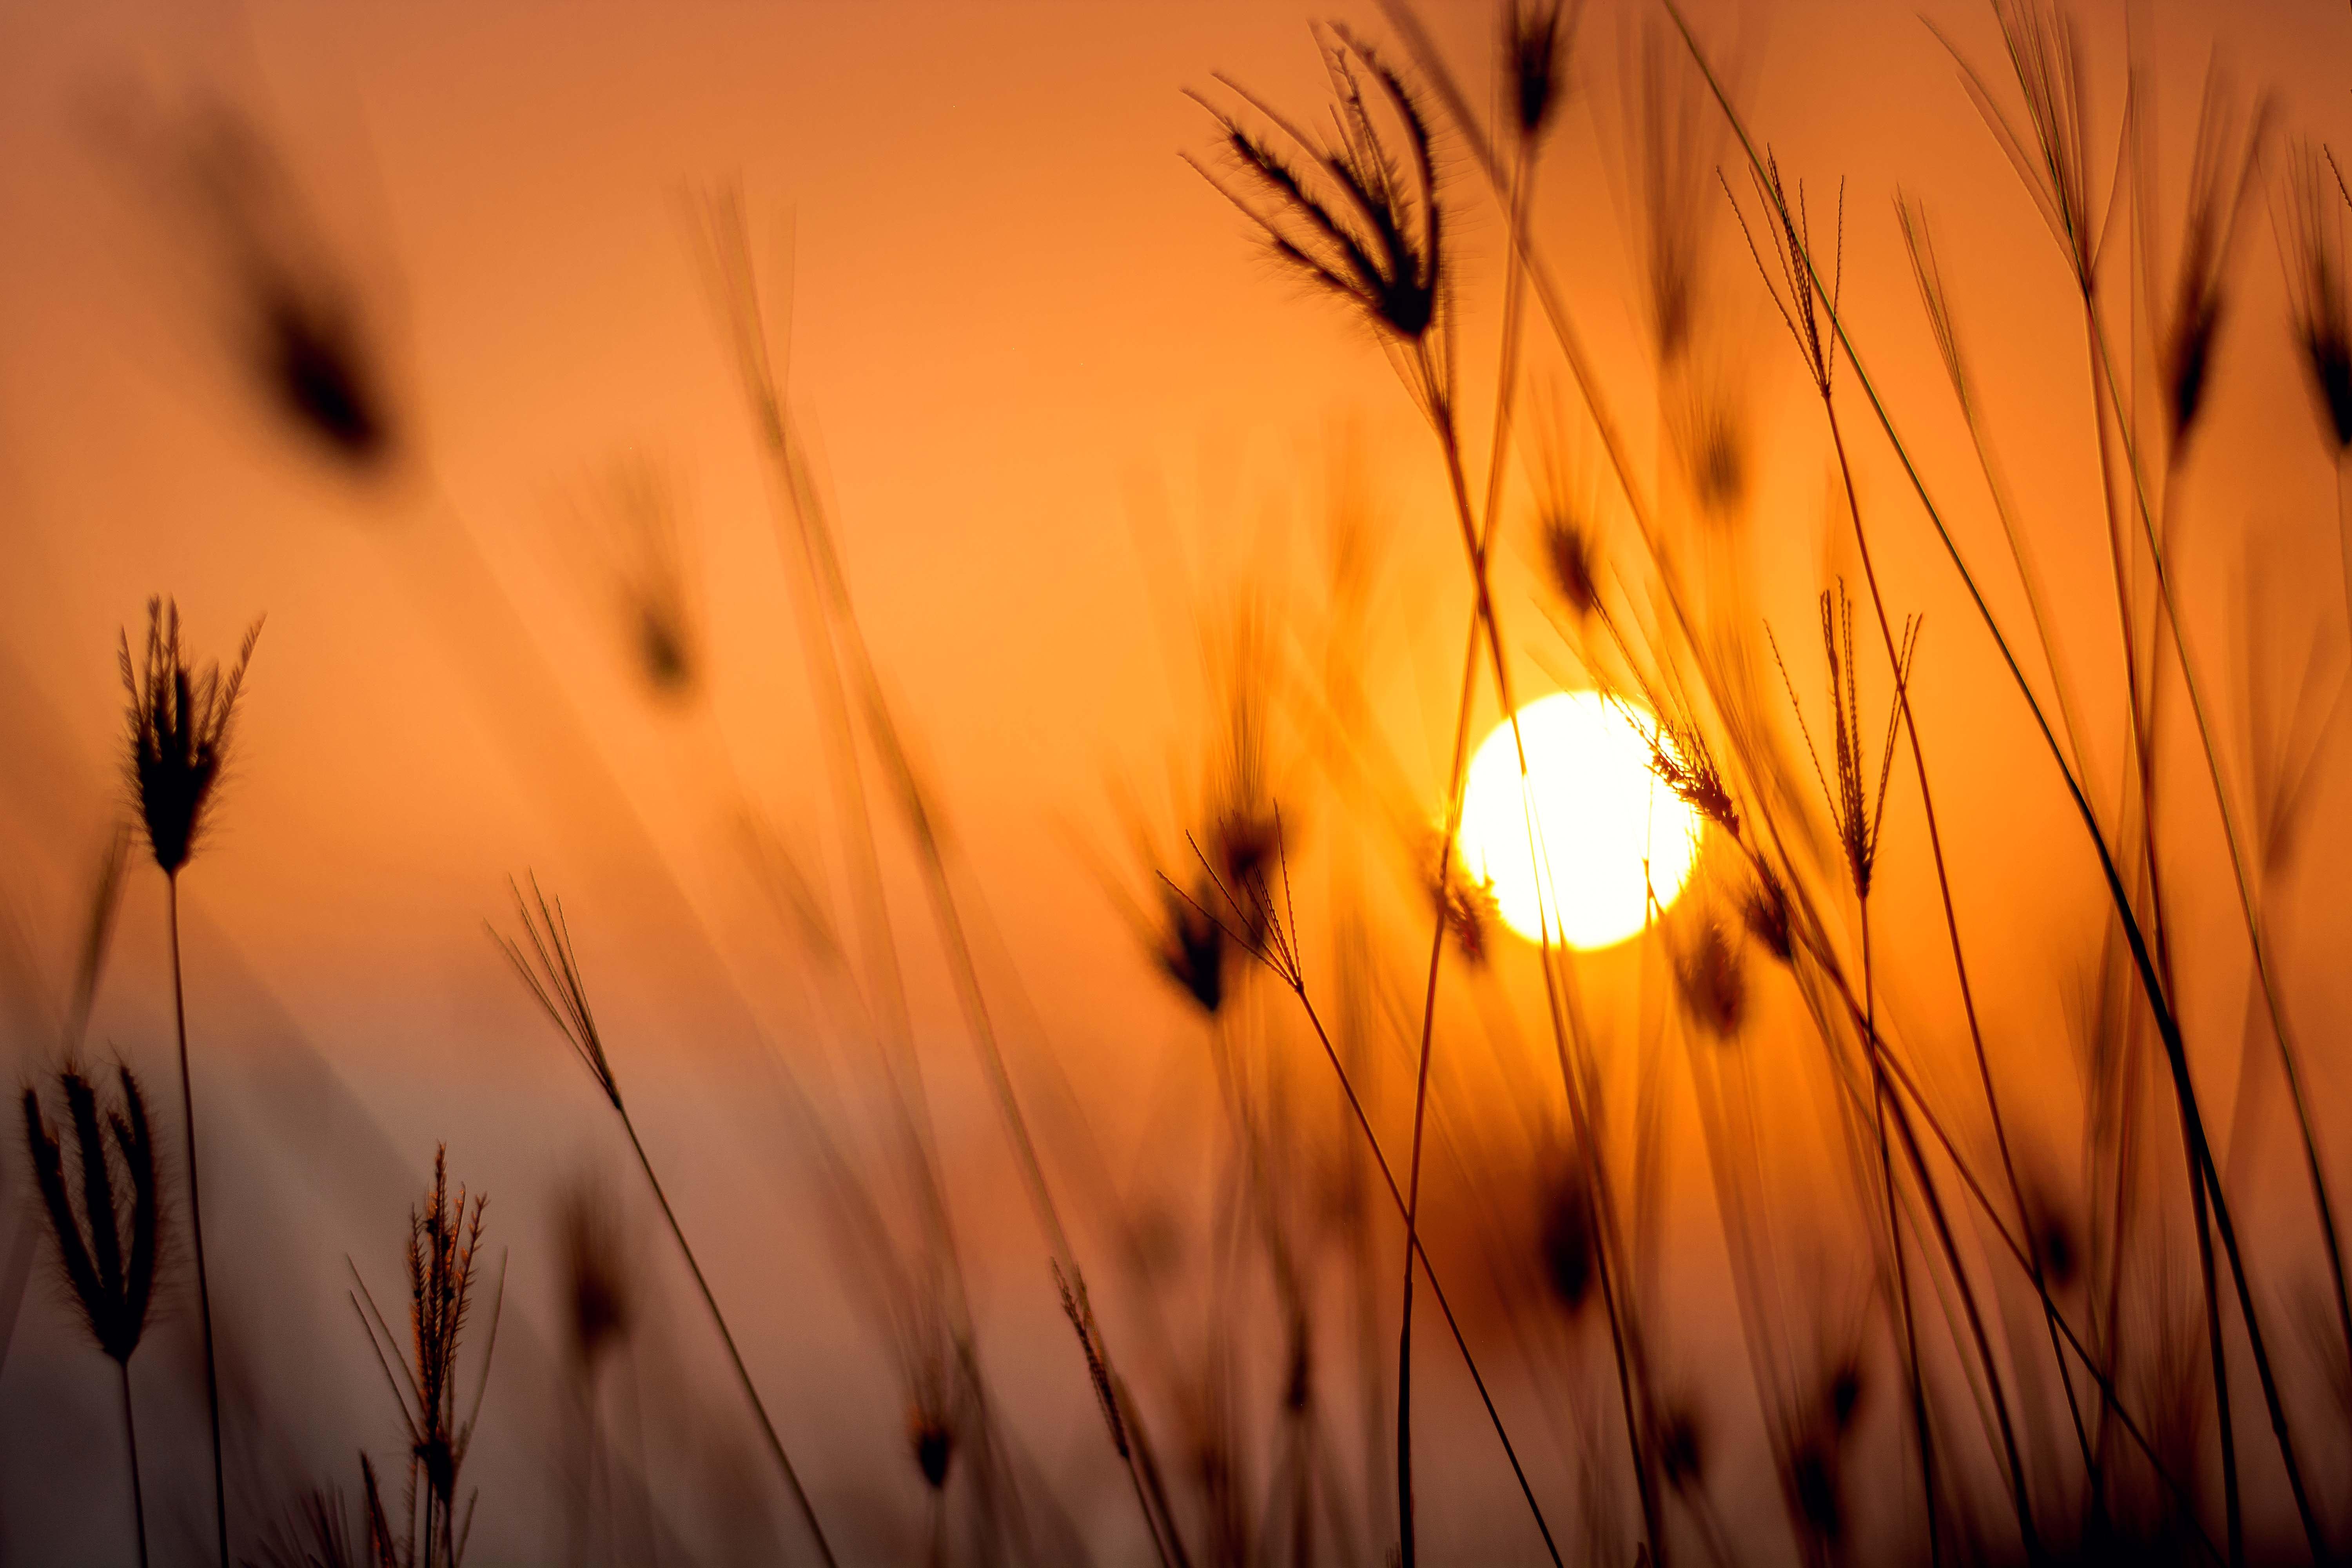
[1673,915,1746,1044]
[1503,0,1581,146]
[1425,830,1498,969]
[1053,1263,1130,1461]
[1188,24,1442,344]
[1641,701,1738,837]
[2156,72,2271,450]
[1725,151,1844,399]
[23,1066,159,1365]
[351,1147,503,1568]
[1772,583,1915,903]
[554,1172,632,1375]
[2278,143,2352,456]
[1939,0,2103,295]
[120,599,263,877]
[494,877,620,1109]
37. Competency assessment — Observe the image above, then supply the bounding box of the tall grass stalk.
[120,598,259,1568]
[1174,851,1567,1567]
[1191,27,1666,1555]
[496,883,838,1568]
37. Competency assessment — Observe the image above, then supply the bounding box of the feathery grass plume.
[1938,0,2103,296]
[121,595,258,1568]
[1426,836,1498,969]
[1673,915,1746,1044]
[121,599,262,878]
[1503,0,1580,146]
[1723,153,1842,399]
[1642,701,1739,837]
[1771,586,1913,904]
[1186,24,1442,347]
[350,1147,502,1568]
[2152,72,2271,451]
[24,1066,161,1568]
[2278,145,2352,470]
[494,880,839,1567]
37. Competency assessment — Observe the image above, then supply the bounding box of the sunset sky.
[5,0,2352,1562]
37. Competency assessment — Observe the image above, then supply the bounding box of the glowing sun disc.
[1455,692,1704,949]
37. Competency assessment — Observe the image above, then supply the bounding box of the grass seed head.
[21,1065,160,1366]
[1503,0,1579,145]
[120,598,263,877]
[1190,25,1443,344]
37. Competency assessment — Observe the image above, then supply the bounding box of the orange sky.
[4,0,2352,1557]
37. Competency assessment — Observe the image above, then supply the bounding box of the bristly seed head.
[1189,25,1443,346]
[1643,706,1737,837]
[494,877,622,1109]
[120,598,263,877]
[22,1066,160,1367]
[1428,834,1498,969]
[1772,584,1916,904]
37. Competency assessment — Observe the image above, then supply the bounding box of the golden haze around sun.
[1455,691,1704,949]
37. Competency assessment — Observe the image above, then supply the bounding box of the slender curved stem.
[613,1107,837,1567]
[167,876,230,1568]
[119,1359,150,1568]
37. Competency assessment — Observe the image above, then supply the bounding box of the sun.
[1455,691,1705,950]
